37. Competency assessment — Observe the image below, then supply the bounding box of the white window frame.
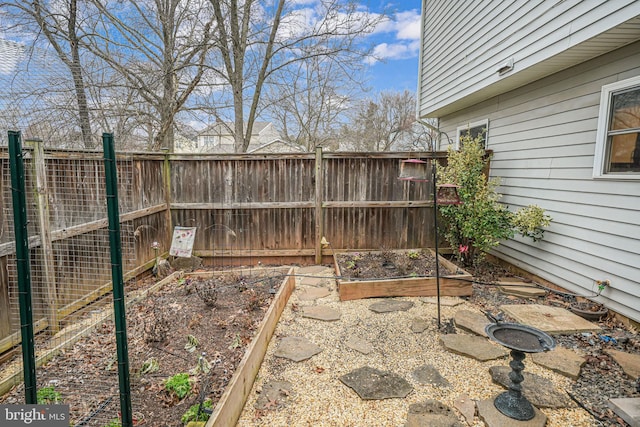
[593,75,640,180]
[456,119,489,150]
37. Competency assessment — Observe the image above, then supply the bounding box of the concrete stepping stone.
[274,336,322,362]
[454,394,476,425]
[339,366,413,400]
[489,366,573,408]
[254,380,293,410]
[440,334,509,361]
[411,364,450,387]
[369,299,414,313]
[298,287,330,301]
[500,304,600,334]
[302,305,341,321]
[405,400,464,427]
[531,347,585,379]
[345,336,373,355]
[606,349,640,378]
[477,398,547,427]
[454,310,491,337]
[411,317,430,333]
[609,397,640,427]
[421,296,465,306]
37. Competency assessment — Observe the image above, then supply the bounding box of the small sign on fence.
[169,226,197,257]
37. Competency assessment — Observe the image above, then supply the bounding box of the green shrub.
[37,386,62,404]
[181,399,213,424]
[164,373,192,400]
[437,133,551,266]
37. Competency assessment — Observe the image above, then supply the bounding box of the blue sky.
[364,1,422,94]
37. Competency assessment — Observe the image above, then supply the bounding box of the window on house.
[456,119,488,149]
[594,76,640,178]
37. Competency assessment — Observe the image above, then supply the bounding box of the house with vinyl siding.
[418,0,640,322]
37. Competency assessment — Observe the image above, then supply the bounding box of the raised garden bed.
[334,249,472,301]
[0,266,295,427]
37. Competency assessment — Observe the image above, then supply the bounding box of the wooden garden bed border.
[206,266,295,427]
[334,249,473,301]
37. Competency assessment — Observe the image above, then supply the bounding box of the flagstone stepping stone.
[453,394,476,425]
[454,310,491,337]
[274,336,322,362]
[298,287,331,301]
[421,296,465,306]
[411,364,450,387]
[369,299,414,313]
[339,366,413,400]
[345,336,373,355]
[609,397,640,427]
[411,317,430,333]
[254,380,293,410]
[302,305,341,321]
[405,400,465,427]
[606,349,640,379]
[440,334,509,361]
[531,347,585,379]
[477,398,547,427]
[498,282,546,298]
[489,366,573,408]
[500,304,600,334]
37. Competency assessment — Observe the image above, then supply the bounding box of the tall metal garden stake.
[8,130,37,404]
[103,133,132,427]
[431,154,441,329]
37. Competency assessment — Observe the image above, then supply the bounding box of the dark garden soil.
[0,270,282,427]
[335,249,457,280]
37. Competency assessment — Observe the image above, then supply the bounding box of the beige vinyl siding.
[437,41,640,322]
[419,0,640,117]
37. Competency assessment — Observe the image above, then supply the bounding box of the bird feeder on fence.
[398,158,429,181]
[436,184,462,205]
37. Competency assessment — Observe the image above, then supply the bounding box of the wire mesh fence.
[0,137,136,425]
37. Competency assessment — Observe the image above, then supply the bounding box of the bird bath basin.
[485,322,556,421]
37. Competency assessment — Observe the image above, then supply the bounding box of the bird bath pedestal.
[485,323,556,421]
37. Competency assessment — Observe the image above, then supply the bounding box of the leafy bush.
[181,399,213,424]
[437,133,551,266]
[164,373,192,400]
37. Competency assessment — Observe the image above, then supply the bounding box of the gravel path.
[236,267,604,427]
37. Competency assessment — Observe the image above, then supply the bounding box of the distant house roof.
[198,121,274,137]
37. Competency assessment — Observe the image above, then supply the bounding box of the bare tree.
[84,0,214,151]
[2,0,97,148]
[343,90,418,151]
[266,54,364,151]
[208,0,384,152]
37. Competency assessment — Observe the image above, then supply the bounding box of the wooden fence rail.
[0,147,454,345]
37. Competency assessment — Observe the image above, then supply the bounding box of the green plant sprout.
[100,420,121,427]
[181,399,213,424]
[37,386,62,404]
[407,250,421,259]
[164,373,192,399]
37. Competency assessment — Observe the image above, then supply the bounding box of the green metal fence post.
[8,130,37,404]
[102,133,133,427]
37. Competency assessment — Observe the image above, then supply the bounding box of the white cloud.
[365,8,421,64]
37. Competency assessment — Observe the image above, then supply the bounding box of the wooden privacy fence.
[0,147,453,346]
